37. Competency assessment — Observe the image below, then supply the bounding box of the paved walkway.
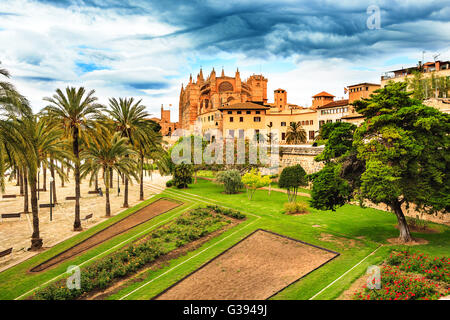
[0,172,171,272]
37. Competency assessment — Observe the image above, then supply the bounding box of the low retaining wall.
[278,146,324,174]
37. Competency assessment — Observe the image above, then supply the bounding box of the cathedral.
[179,68,268,130]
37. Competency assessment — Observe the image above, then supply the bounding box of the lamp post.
[49,176,54,221]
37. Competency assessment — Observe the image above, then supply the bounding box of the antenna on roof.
[433,53,441,62]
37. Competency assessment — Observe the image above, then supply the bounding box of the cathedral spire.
[221,67,225,77]
[189,74,192,84]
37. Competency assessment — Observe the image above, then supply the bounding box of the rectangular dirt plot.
[30,198,181,272]
[155,230,339,300]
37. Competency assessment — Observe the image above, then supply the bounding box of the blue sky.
[1,0,449,119]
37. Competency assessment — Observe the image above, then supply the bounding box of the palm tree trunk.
[139,153,144,201]
[43,165,47,191]
[123,177,129,207]
[19,169,24,195]
[16,169,20,186]
[60,164,64,187]
[50,159,57,204]
[95,172,98,190]
[110,167,113,188]
[23,167,29,213]
[29,175,42,250]
[73,128,82,231]
[105,167,111,217]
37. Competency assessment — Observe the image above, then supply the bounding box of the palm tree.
[43,87,103,231]
[105,97,158,206]
[81,133,138,216]
[285,121,307,144]
[0,111,42,249]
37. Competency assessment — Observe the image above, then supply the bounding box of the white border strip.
[308,245,383,300]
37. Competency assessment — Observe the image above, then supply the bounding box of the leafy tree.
[309,163,352,211]
[310,82,449,242]
[173,163,194,188]
[43,87,103,231]
[216,170,243,194]
[315,122,357,162]
[241,168,271,200]
[285,121,307,144]
[278,164,308,202]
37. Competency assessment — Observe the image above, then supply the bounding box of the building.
[179,68,268,131]
[150,105,179,136]
[181,68,319,144]
[316,98,350,128]
[381,60,450,87]
[341,82,381,125]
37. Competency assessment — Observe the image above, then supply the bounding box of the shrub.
[216,170,243,194]
[173,163,194,188]
[165,179,173,187]
[282,201,309,215]
[241,168,271,200]
[279,165,308,202]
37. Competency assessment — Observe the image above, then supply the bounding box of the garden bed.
[31,206,246,300]
[154,229,339,300]
[343,251,450,300]
[30,198,182,273]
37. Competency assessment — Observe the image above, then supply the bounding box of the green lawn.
[0,179,448,300]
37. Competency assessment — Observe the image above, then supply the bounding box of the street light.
[49,176,54,221]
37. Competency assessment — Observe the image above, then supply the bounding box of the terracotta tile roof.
[317,99,349,109]
[218,102,270,110]
[312,91,335,98]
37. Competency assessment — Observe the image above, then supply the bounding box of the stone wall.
[278,145,324,174]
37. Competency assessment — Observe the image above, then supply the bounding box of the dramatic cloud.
[0,0,449,117]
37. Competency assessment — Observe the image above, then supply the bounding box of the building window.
[255,111,260,114]
[336,119,342,122]
[239,117,243,122]
[281,122,286,126]
[227,111,232,114]
[230,117,234,122]
[237,111,242,114]
[254,116,261,122]
[319,120,325,127]
[282,132,286,140]
[327,119,332,123]
[309,131,315,140]
[246,111,251,114]
[310,120,313,125]
[229,130,235,138]
[301,121,305,125]
[239,129,244,138]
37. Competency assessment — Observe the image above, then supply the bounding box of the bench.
[87,190,99,194]
[0,248,13,258]
[2,194,16,199]
[82,213,93,221]
[1,213,21,221]
[65,196,77,200]
[39,203,55,208]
